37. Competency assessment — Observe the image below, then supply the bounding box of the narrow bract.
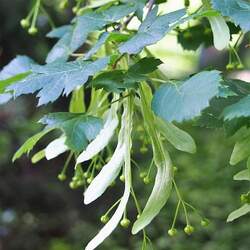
[77,106,119,164]
[45,136,68,160]
[208,15,230,50]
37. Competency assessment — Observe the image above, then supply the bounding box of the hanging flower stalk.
[85,94,134,250]
[132,83,173,234]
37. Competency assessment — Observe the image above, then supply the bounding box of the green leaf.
[7,57,109,106]
[31,150,46,164]
[211,0,250,32]
[0,56,33,104]
[85,32,110,59]
[230,133,250,165]
[0,55,34,80]
[233,169,250,181]
[152,71,221,122]
[71,4,136,52]
[40,112,103,151]
[46,3,136,63]
[222,96,250,121]
[0,72,30,94]
[156,117,196,154]
[46,26,74,63]
[119,7,186,54]
[227,204,250,222]
[12,129,52,162]
[70,87,86,113]
[177,23,213,51]
[91,57,162,92]
[86,32,131,59]
[46,25,72,38]
[121,0,147,20]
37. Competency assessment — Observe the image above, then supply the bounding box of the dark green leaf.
[177,23,213,51]
[40,112,103,151]
[91,57,162,92]
[223,96,250,120]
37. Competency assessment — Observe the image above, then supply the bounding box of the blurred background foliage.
[0,0,250,250]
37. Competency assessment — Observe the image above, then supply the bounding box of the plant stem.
[173,179,190,225]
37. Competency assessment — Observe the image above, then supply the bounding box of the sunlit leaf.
[152,71,221,122]
[7,57,109,106]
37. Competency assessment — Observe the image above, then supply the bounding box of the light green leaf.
[227,204,250,222]
[156,117,196,154]
[0,72,30,94]
[230,134,250,165]
[212,0,250,32]
[233,169,250,181]
[12,129,52,162]
[85,32,110,59]
[70,87,86,113]
[223,96,250,121]
[7,57,109,106]
[31,150,46,164]
[152,71,221,122]
[119,7,186,54]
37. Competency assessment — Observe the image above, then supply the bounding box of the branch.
[147,0,155,14]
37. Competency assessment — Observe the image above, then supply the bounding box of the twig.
[147,0,155,14]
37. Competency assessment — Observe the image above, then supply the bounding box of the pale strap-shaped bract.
[208,15,230,50]
[84,144,125,204]
[85,97,133,250]
[45,136,68,160]
[76,102,119,164]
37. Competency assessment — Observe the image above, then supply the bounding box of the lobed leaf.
[119,7,186,54]
[7,57,109,106]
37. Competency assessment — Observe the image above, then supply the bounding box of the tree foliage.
[1,0,250,249]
